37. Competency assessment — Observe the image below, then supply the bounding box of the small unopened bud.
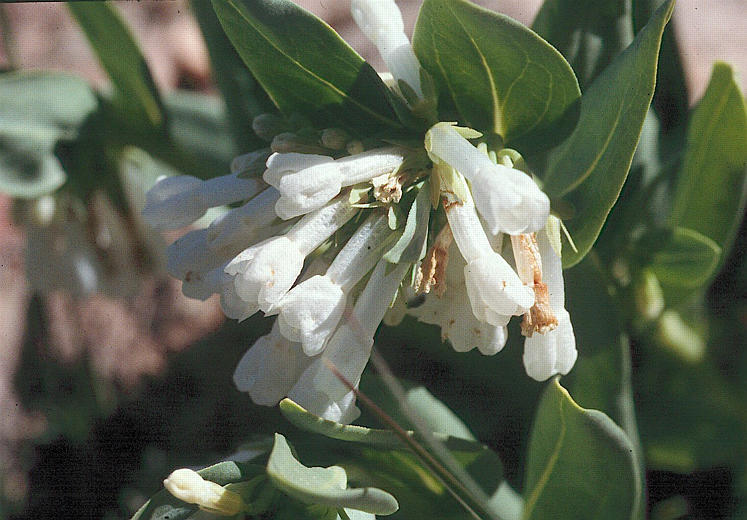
[32,195,57,225]
[252,113,289,142]
[320,128,350,150]
[163,468,245,516]
[271,132,327,155]
[345,140,364,156]
[634,269,664,321]
[655,310,705,363]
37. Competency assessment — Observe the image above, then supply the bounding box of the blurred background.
[0,1,745,519]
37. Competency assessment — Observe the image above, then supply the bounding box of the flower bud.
[321,128,350,150]
[271,132,327,155]
[163,468,245,516]
[252,113,290,142]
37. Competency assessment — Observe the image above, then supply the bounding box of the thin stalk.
[324,358,503,520]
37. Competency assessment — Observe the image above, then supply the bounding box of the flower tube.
[443,173,535,325]
[312,258,410,402]
[426,123,549,235]
[276,211,395,355]
[351,0,424,98]
[205,187,283,256]
[224,196,358,314]
[411,242,509,355]
[263,147,406,219]
[233,321,315,407]
[522,228,578,380]
[143,171,264,231]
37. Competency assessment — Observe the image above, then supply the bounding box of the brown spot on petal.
[521,282,558,337]
[416,225,453,297]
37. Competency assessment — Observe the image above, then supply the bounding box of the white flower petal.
[233,323,314,406]
[277,275,347,356]
[230,236,305,313]
[288,363,361,424]
[351,0,423,97]
[426,123,549,234]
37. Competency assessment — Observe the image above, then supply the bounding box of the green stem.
[618,334,647,520]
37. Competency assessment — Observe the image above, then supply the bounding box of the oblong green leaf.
[0,72,98,198]
[281,397,486,455]
[280,396,503,499]
[280,398,403,448]
[68,3,164,131]
[670,62,747,255]
[191,0,273,152]
[649,227,721,288]
[267,433,399,515]
[532,0,630,90]
[211,0,400,135]
[522,379,641,520]
[413,0,580,144]
[383,181,431,264]
[542,0,674,267]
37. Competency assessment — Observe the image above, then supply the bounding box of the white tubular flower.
[205,187,282,256]
[143,172,264,231]
[522,229,578,381]
[225,197,358,314]
[444,176,534,325]
[411,243,508,355]
[233,322,315,406]
[426,123,549,235]
[288,366,361,424]
[313,259,410,402]
[163,469,244,516]
[167,229,223,281]
[181,263,228,301]
[277,212,393,356]
[264,147,406,219]
[351,0,423,98]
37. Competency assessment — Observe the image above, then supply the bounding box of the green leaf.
[131,461,264,520]
[413,0,580,144]
[384,181,431,264]
[280,394,503,500]
[532,0,631,90]
[401,386,475,441]
[281,397,482,452]
[0,71,97,198]
[191,0,273,151]
[522,379,641,520]
[68,2,165,132]
[162,90,237,176]
[632,0,689,132]
[211,0,401,135]
[670,62,747,256]
[542,0,674,267]
[649,227,721,288]
[267,433,399,515]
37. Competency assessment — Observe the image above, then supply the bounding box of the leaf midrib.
[223,0,400,129]
[522,398,567,519]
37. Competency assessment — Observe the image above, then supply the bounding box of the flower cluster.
[143,0,577,423]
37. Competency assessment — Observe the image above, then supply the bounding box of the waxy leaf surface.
[413,0,580,144]
[670,63,747,256]
[211,0,400,135]
[523,379,640,520]
[69,2,165,132]
[542,0,674,267]
[267,433,399,515]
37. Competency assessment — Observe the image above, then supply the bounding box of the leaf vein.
[224,0,399,129]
